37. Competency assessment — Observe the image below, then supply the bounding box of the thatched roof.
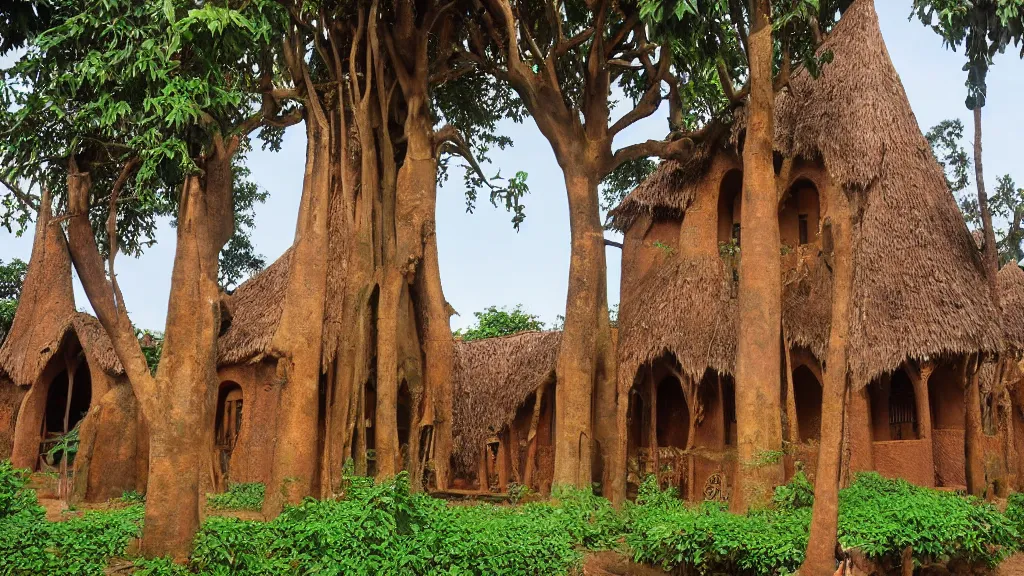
[614,0,999,386]
[450,330,561,471]
[617,256,735,387]
[618,253,832,388]
[607,143,718,232]
[998,263,1024,352]
[217,249,291,366]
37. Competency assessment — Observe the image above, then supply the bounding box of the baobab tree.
[0,0,294,559]
[257,0,526,512]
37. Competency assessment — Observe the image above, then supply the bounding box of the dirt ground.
[581,551,668,576]
[997,554,1024,576]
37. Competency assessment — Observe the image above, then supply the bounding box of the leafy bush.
[626,476,809,575]
[773,468,814,511]
[206,482,265,511]
[0,460,39,519]
[839,473,1018,568]
[454,305,545,341]
[0,504,143,575]
[1006,491,1024,537]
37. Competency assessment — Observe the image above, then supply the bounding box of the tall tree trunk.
[553,166,611,488]
[66,140,236,560]
[731,0,784,512]
[263,115,332,514]
[974,106,999,303]
[965,356,986,495]
[802,194,855,575]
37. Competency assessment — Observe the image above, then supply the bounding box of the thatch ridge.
[998,263,1024,352]
[217,248,292,366]
[607,143,719,232]
[451,330,561,471]
[614,0,999,386]
[773,0,999,384]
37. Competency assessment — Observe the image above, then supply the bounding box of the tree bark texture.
[802,191,855,575]
[731,0,784,512]
[65,138,236,560]
[263,111,332,515]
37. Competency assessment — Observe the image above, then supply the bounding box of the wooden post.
[477,445,490,493]
[523,385,545,489]
[649,369,659,485]
[497,431,510,493]
[783,331,799,444]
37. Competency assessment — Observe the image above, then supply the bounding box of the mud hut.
[449,331,561,495]
[609,0,1000,502]
[0,192,145,502]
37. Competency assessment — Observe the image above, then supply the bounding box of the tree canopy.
[0,258,27,345]
[455,305,546,341]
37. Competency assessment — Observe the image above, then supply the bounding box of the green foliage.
[0,460,38,520]
[773,468,815,511]
[1006,491,1024,535]
[627,476,810,574]
[913,0,1024,109]
[44,422,81,463]
[838,472,1017,568]
[118,490,145,505]
[926,119,972,195]
[205,482,265,511]
[135,329,164,376]
[0,257,27,344]
[455,305,546,341]
[991,174,1024,264]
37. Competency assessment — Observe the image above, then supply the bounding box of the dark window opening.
[215,382,243,476]
[798,214,809,245]
[732,223,741,246]
[888,372,918,440]
[722,377,737,446]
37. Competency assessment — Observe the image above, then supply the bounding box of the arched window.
[869,369,919,441]
[779,179,820,249]
[793,365,822,442]
[215,382,243,474]
[718,170,743,247]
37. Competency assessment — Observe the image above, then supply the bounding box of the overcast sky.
[3,3,1024,333]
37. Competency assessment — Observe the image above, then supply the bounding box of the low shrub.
[205,482,265,511]
[839,473,1018,568]
[0,460,38,519]
[1005,491,1024,539]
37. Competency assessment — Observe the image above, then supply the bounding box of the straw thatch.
[998,263,1024,352]
[450,330,561,471]
[217,249,291,366]
[773,0,999,385]
[607,143,718,233]
[782,255,833,361]
[617,255,736,388]
[0,311,125,387]
[614,0,999,387]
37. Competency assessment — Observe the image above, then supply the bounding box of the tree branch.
[604,238,623,249]
[0,174,39,212]
[609,44,670,136]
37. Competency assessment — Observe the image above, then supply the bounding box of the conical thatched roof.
[450,330,561,471]
[0,191,79,386]
[216,248,291,366]
[614,0,998,387]
[998,263,1024,352]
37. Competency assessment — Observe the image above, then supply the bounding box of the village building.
[608,0,1007,502]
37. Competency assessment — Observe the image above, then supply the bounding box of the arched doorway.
[40,364,92,469]
[656,376,689,449]
[215,381,243,479]
[779,180,821,249]
[793,365,822,442]
[717,170,743,247]
[928,363,966,487]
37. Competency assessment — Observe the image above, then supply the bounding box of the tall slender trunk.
[263,117,332,515]
[553,166,611,488]
[965,356,986,495]
[802,194,854,575]
[732,0,784,512]
[64,140,235,560]
[974,106,999,302]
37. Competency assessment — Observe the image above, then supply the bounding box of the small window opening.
[798,214,809,245]
[732,223,741,246]
[888,373,917,440]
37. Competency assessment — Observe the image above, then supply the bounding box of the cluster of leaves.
[454,305,546,341]
[0,460,145,575]
[627,472,1019,574]
[626,475,811,575]
[205,482,265,511]
[135,329,164,375]
[926,119,1024,264]
[838,473,1017,568]
[0,257,27,345]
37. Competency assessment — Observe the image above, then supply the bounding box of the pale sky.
[2,3,1023,333]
